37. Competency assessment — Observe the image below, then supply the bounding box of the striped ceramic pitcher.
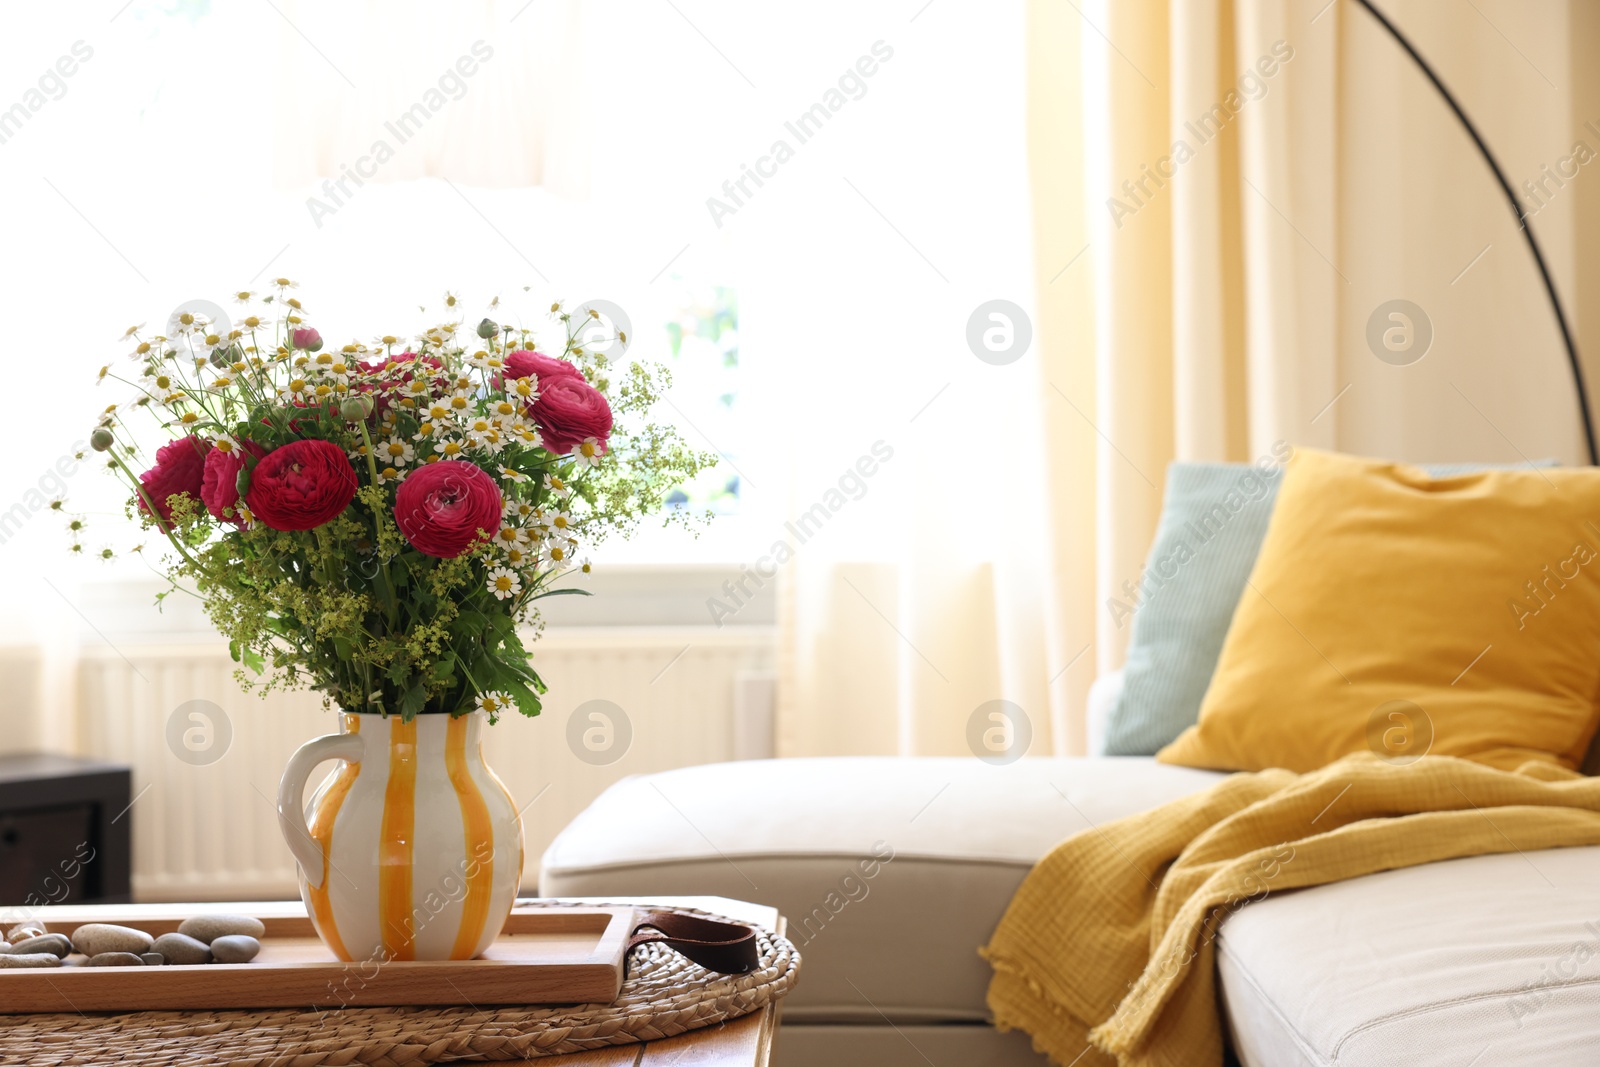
[277,710,524,962]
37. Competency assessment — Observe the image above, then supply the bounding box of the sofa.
[540,673,1600,1066]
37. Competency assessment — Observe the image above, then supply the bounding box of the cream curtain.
[777,0,1591,757]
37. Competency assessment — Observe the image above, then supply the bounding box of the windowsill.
[74,564,774,641]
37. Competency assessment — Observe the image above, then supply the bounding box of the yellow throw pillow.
[1158,448,1600,773]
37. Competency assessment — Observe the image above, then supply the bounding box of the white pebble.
[72,924,154,957]
[0,953,62,969]
[9,934,71,959]
[209,935,261,964]
[177,914,266,944]
[86,952,146,967]
[151,932,211,965]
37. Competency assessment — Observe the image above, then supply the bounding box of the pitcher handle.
[278,732,364,890]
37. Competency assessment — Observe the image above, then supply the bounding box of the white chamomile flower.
[545,510,574,535]
[139,370,178,398]
[498,466,529,484]
[280,377,313,401]
[474,690,517,720]
[197,329,229,358]
[467,350,495,369]
[467,423,503,453]
[434,438,468,461]
[377,465,405,485]
[445,390,474,415]
[543,540,575,568]
[508,376,538,401]
[207,375,233,393]
[379,436,415,467]
[170,310,204,338]
[542,473,569,495]
[578,557,593,577]
[573,437,604,467]
[505,500,536,522]
[212,433,239,455]
[502,544,532,566]
[493,524,529,548]
[420,399,453,423]
[486,566,522,600]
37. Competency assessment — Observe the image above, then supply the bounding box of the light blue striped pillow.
[1103,456,1558,755]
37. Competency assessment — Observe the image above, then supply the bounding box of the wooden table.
[18,895,782,1067]
[521,896,782,1067]
[529,1007,778,1065]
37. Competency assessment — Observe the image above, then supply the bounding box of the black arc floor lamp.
[1351,0,1599,465]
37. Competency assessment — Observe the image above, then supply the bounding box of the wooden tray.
[0,902,635,1013]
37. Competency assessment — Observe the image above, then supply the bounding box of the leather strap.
[627,909,760,975]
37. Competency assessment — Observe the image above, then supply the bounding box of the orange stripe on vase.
[308,713,361,962]
[446,713,496,959]
[379,715,418,961]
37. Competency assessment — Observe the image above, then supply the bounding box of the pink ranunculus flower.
[531,376,613,456]
[393,460,503,558]
[138,436,211,525]
[291,327,323,352]
[503,349,583,386]
[200,440,267,524]
[244,439,358,531]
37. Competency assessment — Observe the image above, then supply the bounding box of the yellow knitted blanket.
[982,753,1600,1067]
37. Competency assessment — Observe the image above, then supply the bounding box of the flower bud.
[90,428,114,452]
[477,318,499,339]
[291,326,324,352]
[340,395,374,420]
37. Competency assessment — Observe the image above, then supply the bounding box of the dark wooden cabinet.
[0,754,132,906]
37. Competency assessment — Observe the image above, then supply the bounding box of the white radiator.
[74,628,775,902]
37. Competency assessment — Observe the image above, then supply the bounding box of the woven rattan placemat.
[0,905,800,1067]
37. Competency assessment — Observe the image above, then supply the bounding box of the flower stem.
[356,419,399,628]
[107,451,216,580]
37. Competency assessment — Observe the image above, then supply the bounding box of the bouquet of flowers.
[80,283,714,721]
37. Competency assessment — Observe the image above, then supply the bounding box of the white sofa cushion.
[1218,847,1600,1066]
[540,756,1225,1023]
